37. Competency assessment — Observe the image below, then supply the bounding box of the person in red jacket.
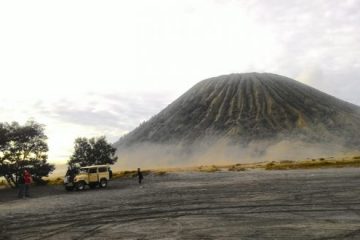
[24,170,32,197]
[18,169,32,198]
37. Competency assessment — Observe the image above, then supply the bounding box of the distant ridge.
[115,73,360,148]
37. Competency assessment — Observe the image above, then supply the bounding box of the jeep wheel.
[99,179,107,188]
[65,186,74,191]
[76,181,85,191]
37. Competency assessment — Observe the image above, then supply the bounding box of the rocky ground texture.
[1,168,360,239]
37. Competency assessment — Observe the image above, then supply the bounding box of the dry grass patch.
[0,179,9,188]
[197,165,220,173]
[265,158,360,170]
[153,171,167,176]
[112,170,138,179]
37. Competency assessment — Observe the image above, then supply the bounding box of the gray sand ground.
[1,168,360,239]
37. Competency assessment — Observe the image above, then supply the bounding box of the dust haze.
[115,137,353,170]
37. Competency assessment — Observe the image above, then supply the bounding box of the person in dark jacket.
[137,168,143,184]
[109,168,113,179]
[66,167,77,182]
[17,170,25,198]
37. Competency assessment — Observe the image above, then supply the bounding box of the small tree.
[0,123,9,178]
[68,136,118,167]
[0,121,55,187]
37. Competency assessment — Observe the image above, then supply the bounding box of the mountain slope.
[115,73,360,148]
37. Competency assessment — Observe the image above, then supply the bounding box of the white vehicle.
[64,165,112,191]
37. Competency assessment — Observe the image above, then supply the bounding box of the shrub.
[198,165,220,173]
[228,165,246,171]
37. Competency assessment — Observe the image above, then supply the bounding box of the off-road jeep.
[64,165,112,191]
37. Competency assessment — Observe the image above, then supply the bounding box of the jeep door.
[98,167,109,180]
[88,167,98,183]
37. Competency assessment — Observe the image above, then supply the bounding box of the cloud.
[1,0,360,163]
[130,0,360,105]
[33,91,172,136]
[241,0,360,104]
[0,91,174,162]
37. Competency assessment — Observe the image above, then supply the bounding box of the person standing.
[17,170,25,198]
[23,169,32,197]
[137,168,143,184]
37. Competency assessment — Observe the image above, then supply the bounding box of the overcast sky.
[0,0,359,164]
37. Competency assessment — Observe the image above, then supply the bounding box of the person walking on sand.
[137,168,143,184]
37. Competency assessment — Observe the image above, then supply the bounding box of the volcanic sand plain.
[1,168,360,239]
